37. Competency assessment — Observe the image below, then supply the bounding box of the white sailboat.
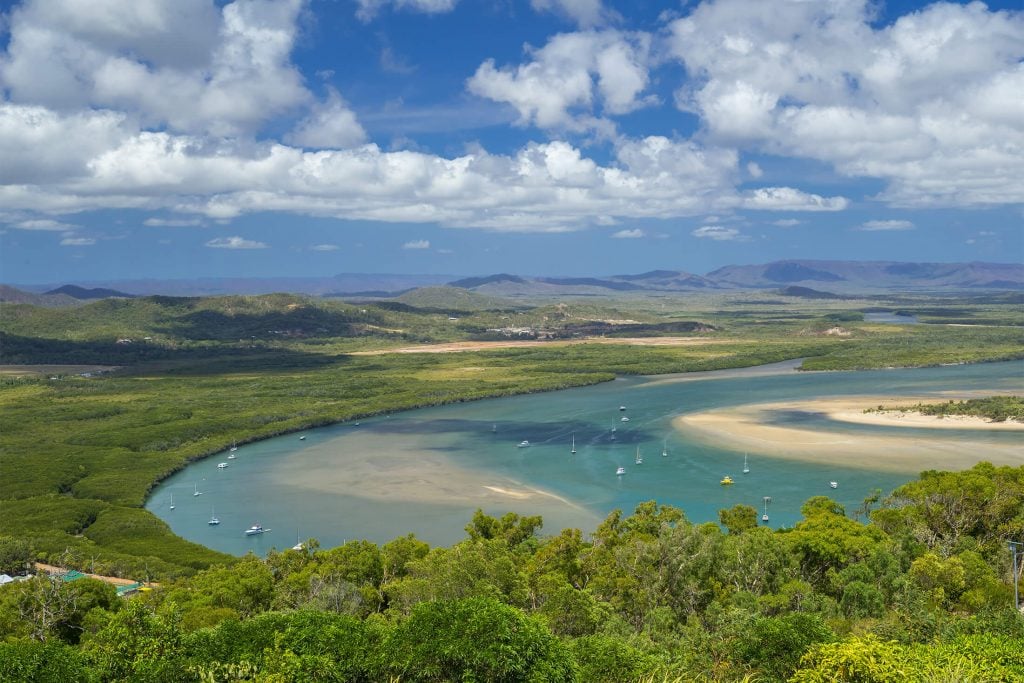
[208,507,220,526]
[635,447,643,465]
[661,440,668,457]
[571,433,576,454]
[762,496,771,522]
[743,454,750,474]
[193,483,202,497]
[229,442,238,453]
[169,493,175,510]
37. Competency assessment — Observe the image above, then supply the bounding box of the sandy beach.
[673,395,1024,472]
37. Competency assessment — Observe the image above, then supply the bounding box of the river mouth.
[147,360,1023,554]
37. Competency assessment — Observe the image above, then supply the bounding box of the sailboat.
[208,507,220,526]
[193,483,202,497]
[169,493,175,510]
[661,440,668,457]
[492,424,497,433]
[571,433,576,454]
[743,454,750,474]
[635,447,643,465]
[229,442,238,453]
[762,496,771,522]
[292,530,304,551]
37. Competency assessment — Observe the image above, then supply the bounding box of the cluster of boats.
[511,405,841,513]
[166,442,279,536]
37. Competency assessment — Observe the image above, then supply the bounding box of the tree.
[0,640,97,683]
[718,504,758,535]
[384,597,576,682]
[0,535,33,575]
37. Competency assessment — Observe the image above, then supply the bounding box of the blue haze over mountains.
[8,261,1024,299]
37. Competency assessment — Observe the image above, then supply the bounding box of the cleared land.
[350,336,729,354]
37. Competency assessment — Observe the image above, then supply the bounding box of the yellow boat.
[720,476,734,485]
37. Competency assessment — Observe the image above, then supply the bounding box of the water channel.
[147,359,1022,554]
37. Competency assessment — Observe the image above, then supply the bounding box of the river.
[147,359,1022,554]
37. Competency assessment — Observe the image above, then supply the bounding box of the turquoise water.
[147,360,1022,554]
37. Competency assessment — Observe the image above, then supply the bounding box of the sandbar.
[673,394,1024,473]
[274,431,599,526]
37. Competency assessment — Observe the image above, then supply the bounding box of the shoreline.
[673,394,1024,472]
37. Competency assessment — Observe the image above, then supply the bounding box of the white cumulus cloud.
[611,228,644,238]
[285,88,367,150]
[467,30,653,132]
[60,236,95,246]
[402,239,430,249]
[691,226,742,241]
[742,187,849,212]
[355,0,457,22]
[10,218,78,231]
[205,235,267,249]
[858,219,914,231]
[530,0,617,28]
[311,243,339,251]
[667,0,1024,208]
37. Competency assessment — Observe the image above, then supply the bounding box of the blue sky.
[1,0,1021,284]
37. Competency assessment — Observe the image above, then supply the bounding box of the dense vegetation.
[869,396,1024,422]
[1,291,1022,680]
[1,463,1022,682]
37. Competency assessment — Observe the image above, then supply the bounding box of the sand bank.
[275,431,599,525]
[828,400,1023,431]
[673,395,1024,473]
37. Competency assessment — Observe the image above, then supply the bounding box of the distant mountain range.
[444,261,1023,295]
[6,261,1021,303]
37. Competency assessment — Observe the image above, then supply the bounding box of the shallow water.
[147,360,1022,554]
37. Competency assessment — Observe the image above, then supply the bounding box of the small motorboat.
[299,435,306,440]
[616,467,626,475]
[619,405,626,411]
[720,476,734,485]
[244,524,266,536]
[830,481,838,489]
[620,416,630,422]
[217,462,228,469]
[517,440,530,448]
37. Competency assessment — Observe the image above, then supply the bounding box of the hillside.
[44,284,136,299]
[0,285,80,307]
